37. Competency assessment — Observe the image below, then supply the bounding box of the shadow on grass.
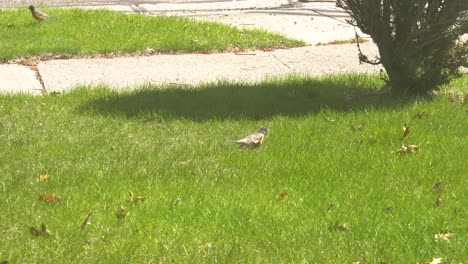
[76,74,402,121]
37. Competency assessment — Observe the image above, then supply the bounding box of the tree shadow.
[76,75,403,121]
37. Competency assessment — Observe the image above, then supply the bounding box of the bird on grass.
[232,127,268,148]
[29,5,51,22]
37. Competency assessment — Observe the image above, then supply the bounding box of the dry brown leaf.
[30,227,41,237]
[39,194,60,205]
[36,172,50,182]
[412,111,428,120]
[329,221,351,232]
[135,195,146,202]
[279,192,288,200]
[434,231,453,242]
[172,197,181,207]
[116,206,126,219]
[41,223,51,236]
[337,223,351,231]
[30,223,51,237]
[396,145,408,154]
[199,242,213,252]
[402,123,410,139]
[407,144,419,152]
[431,182,442,193]
[396,144,419,154]
[352,123,364,131]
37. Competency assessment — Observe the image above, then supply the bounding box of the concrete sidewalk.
[0,1,381,95]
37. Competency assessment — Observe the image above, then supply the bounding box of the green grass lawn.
[0,8,304,61]
[0,74,467,263]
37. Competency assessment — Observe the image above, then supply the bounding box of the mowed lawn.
[0,75,466,263]
[0,8,304,61]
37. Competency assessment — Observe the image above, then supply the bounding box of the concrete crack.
[271,53,291,70]
[29,63,47,95]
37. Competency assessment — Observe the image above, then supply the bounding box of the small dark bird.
[233,127,268,147]
[29,5,49,22]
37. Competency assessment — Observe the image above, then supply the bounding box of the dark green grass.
[0,8,304,61]
[0,75,467,263]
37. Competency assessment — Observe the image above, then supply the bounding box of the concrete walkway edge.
[1,1,383,95]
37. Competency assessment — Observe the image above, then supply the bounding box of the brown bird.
[233,127,268,147]
[29,5,50,22]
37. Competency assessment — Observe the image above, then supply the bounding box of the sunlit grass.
[0,8,304,61]
[0,74,466,263]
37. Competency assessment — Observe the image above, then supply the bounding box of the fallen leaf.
[80,211,93,230]
[396,144,419,154]
[337,223,351,231]
[384,204,394,212]
[30,223,51,237]
[431,182,442,193]
[402,123,410,139]
[36,172,50,182]
[116,206,126,219]
[135,195,146,202]
[407,144,419,152]
[328,221,351,232]
[199,242,213,252]
[30,227,41,237]
[279,192,288,200]
[145,47,155,55]
[428,257,443,264]
[396,145,408,154]
[172,197,181,207]
[41,223,51,236]
[39,194,60,205]
[352,123,364,131]
[434,231,453,242]
[412,111,428,119]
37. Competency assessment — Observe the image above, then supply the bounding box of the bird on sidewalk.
[29,5,51,22]
[232,127,268,148]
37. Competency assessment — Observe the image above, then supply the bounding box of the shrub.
[337,0,468,96]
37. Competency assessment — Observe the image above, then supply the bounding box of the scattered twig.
[80,211,93,230]
[354,29,381,65]
[271,53,291,69]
